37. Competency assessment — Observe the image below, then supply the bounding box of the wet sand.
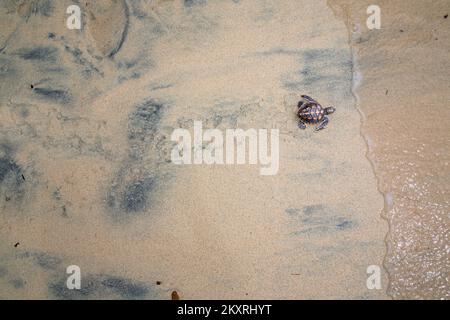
[328,0,449,299]
[0,0,447,299]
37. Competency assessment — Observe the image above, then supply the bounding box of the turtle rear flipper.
[298,119,307,129]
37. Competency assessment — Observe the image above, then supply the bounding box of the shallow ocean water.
[329,0,450,299]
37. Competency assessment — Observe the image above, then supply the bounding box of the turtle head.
[324,106,335,115]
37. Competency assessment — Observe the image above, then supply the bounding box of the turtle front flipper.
[315,116,329,131]
[298,99,310,112]
[301,95,318,104]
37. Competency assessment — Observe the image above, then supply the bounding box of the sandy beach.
[0,0,448,299]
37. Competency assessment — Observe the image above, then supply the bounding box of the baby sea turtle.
[297,95,335,131]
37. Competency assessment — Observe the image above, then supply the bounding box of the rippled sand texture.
[328,0,450,299]
[0,0,387,299]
